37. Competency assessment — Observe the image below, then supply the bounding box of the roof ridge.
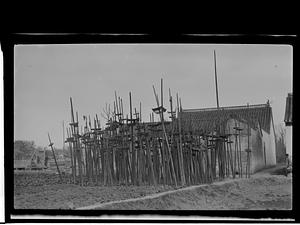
[182,103,269,112]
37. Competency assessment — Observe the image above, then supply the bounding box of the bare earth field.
[14,167,292,210]
[14,173,175,209]
[91,176,291,210]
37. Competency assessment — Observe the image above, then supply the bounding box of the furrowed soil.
[14,167,292,210]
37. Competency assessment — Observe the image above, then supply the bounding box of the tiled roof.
[180,103,273,134]
[284,93,292,125]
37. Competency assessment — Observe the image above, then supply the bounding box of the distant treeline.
[14,140,70,160]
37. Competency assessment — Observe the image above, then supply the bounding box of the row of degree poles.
[49,79,251,186]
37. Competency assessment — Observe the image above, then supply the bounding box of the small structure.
[284,93,292,158]
[14,148,46,171]
[180,102,277,173]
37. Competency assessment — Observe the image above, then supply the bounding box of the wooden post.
[152,79,177,186]
[160,79,170,185]
[152,85,166,185]
[76,111,83,185]
[69,98,83,185]
[129,92,136,185]
[177,93,186,186]
[48,133,63,182]
[246,103,251,178]
[140,102,142,123]
[169,89,179,183]
[115,91,120,121]
[205,136,211,183]
[66,128,75,183]
[227,138,235,178]
[69,98,77,183]
[238,122,243,178]
[62,121,65,151]
[146,137,157,186]
[214,50,220,109]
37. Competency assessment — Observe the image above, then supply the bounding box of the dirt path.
[76,178,240,210]
[77,165,292,210]
[80,175,291,210]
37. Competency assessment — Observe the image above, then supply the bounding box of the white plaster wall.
[249,128,264,173]
[261,128,276,166]
[225,118,278,173]
[226,118,263,174]
[269,124,277,165]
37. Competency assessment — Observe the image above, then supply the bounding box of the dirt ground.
[94,176,291,210]
[14,166,292,210]
[14,173,175,209]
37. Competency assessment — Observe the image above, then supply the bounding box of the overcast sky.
[14,44,292,148]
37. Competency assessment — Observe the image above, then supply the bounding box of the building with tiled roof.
[179,102,276,173]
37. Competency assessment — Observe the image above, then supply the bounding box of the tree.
[14,140,36,160]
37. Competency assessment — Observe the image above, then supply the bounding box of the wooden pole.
[214,50,220,109]
[146,137,157,185]
[169,88,179,183]
[152,85,166,185]
[76,111,83,185]
[238,122,243,178]
[161,79,177,186]
[233,121,239,177]
[69,98,83,185]
[48,133,63,182]
[115,91,119,121]
[227,138,235,178]
[66,128,75,182]
[129,92,136,185]
[140,102,142,123]
[69,98,77,181]
[246,103,251,178]
[177,93,186,186]
[62,121,65,151]
[160,79,169,184]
